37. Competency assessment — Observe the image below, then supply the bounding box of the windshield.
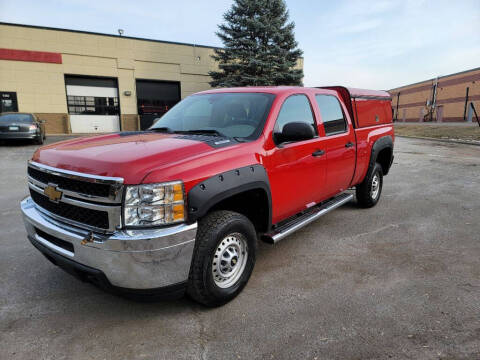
[150,93,275,139]
[0,114,34,123]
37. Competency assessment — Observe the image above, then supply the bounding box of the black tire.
[187,210,257,307]
[35,135,44,145]
[356,162,383,208]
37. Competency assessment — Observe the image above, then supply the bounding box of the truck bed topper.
[319,86,392,128]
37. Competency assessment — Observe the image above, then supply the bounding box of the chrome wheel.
[212,233,248,289]
[371,173,380,200]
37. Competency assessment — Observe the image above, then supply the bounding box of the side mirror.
[275,122,315,144]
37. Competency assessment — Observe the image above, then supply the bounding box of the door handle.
[312,149,325,157]
[345,142,354,148]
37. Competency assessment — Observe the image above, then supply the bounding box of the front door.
[315,94,356,198]
[0,92,18,112]
[266,94,327,223]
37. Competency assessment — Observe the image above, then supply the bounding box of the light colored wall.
[0,23,305,132]
[0,24,218,117]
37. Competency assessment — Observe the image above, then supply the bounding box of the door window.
[315,95,347,135]
[273,94,316,144]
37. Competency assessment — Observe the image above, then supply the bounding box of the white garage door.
[66,83,120,133]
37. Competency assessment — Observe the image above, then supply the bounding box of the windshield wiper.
[233,137,248,143]
[149,127,173,133]
[150,128,240,140]
[176,129,227,137]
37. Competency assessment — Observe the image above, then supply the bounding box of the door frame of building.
[0,91,19,112]
[64,74,121,132]
[135,79,181,130]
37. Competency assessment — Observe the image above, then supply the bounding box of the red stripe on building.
[0,48,62,64]
[397,101,426,109]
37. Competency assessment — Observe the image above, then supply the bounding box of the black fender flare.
[368,135,394,176]
[187,164,272,228]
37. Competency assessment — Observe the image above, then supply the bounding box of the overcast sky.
[1,0,479,90]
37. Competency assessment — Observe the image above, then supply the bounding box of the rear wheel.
[356,162,383,208]
[187,210,256,307]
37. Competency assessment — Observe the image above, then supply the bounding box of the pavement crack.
[347,223,400,240]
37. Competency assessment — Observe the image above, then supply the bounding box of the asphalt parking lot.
[0,136,479,360]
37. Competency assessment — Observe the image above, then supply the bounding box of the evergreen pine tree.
[209,0,303,87]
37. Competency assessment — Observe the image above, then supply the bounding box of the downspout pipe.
[395,92,400,122]
[463,87,469,121]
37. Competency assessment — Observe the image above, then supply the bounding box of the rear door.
[314,94,356,198]
[267,94,327,222]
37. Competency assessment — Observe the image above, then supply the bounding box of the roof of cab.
[196,86,390,98]
[197,86,306,95]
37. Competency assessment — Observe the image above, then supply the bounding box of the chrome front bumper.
[21,197,197,291]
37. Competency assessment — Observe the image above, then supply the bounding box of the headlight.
[123,181,185,227]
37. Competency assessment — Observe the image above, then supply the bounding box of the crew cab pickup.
[21,86,394,306]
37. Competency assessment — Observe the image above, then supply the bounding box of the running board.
[263,193,354,244]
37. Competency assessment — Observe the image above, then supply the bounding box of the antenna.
[118,29,124,36]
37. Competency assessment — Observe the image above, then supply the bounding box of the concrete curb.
[396,135,480,147]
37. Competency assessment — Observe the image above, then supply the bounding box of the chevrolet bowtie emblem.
[44,184,62,203]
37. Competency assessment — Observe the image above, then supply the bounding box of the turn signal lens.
[172,204,185,221]
[173,183,183,202]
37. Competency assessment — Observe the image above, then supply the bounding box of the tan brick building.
[0,22,223,134]
[389,67,480,123]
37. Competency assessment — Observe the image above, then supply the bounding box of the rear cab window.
[315,95,347,136]
[0,114,34,123]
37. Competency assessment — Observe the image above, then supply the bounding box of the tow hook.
[81,231,95,245]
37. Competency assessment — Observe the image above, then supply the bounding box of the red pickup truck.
[21,86,394,306]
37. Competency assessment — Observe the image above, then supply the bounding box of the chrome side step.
[263,193,354,244]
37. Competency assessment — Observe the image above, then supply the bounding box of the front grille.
[28,166,111,197]
[30,189,110,229]
[34,227,74,253]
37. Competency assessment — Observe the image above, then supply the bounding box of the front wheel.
[187,210,257,307]
[356,162,383,208]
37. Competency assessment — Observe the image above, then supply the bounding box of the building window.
[1,92,18,113]
[67,96,119,115]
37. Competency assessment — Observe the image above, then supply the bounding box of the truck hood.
[32,132,216,184]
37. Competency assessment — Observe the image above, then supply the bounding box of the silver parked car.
[0,112,46,144]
